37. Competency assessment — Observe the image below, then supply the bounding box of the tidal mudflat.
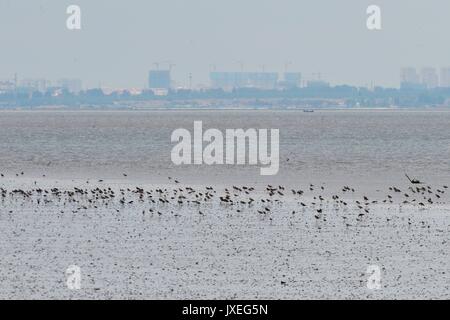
[0,177,448,299]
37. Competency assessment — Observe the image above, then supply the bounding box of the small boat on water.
[303,109,314,113]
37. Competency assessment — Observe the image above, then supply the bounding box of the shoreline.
[1,106,450,112]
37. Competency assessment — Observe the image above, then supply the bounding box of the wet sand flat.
[0,179,448,299]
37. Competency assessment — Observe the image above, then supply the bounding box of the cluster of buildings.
[0,79,15,93]
[209,71,308,90]
[0,76,82,95]
[4,67,450,97]
[148,70,172,95]
[146,67,450,92]
[148,69,319,92]
[400,67,450,89]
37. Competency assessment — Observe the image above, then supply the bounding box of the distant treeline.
[1,85,450,108]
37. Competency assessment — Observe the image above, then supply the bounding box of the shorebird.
[405,174,422,184]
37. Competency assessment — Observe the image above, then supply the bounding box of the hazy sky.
[1,0,450,88]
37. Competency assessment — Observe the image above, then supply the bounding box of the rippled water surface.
[0,110,449,184]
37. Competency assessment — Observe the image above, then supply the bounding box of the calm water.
[0,110,449,186]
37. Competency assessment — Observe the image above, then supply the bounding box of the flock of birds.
[1,171,448,299]
[0,172,448,225]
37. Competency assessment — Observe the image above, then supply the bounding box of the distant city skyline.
[2,1,450,88]
[3,66,450,109]
[4,66,450,93]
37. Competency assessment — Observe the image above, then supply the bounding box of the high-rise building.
[210,72,243,89]
[20,78,48,92]
[148,70,171,89]
[440,67,450,88]
[283,72,302,87]
[210,72,278,90]
[400,67,420,86]
[420,67,439,88]
[306,80,330,88]
[57,78,82,93]
[0,80,15,93]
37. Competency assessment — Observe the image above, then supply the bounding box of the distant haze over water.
[2,1,450,88]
